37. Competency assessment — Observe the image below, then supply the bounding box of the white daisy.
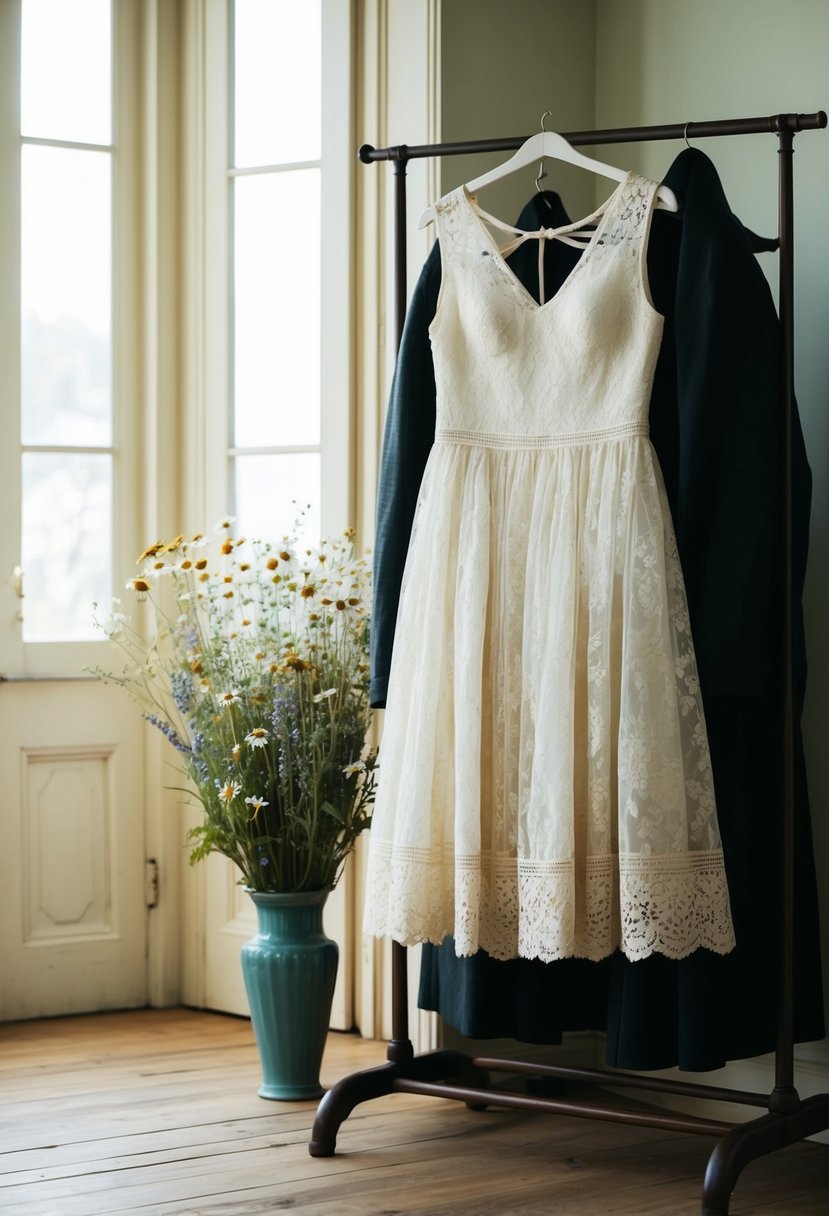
[218,689,242,708]
[312,687,338,704]
[217,779,241,802]
[245,728,269,749]
[245,794,269,818]
[342,760,366,777]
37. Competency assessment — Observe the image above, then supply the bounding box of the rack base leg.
[309,1049,483,1157]
[702,1092,829,1215]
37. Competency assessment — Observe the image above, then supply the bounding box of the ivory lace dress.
[363,172,736,963]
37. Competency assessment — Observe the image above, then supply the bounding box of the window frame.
[0,0,142,679]
[198,0,355,541]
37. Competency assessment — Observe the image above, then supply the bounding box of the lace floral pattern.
[363,843,735,962]
[363,173,736,963]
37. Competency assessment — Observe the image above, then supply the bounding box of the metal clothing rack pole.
[310,112,829,1216]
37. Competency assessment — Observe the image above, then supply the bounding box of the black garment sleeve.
[370,244,441,708]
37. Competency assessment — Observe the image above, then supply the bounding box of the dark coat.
[370,149,824,1070]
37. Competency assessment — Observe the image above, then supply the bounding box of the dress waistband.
[434,421,650,450]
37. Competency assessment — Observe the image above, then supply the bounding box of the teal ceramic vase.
[241,889,338,1100]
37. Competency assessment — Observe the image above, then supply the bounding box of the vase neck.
[249,890,329,939]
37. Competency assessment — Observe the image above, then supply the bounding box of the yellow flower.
[266,557,279,570]
[138,542,164,563]
[129,578,151,592]
[300,584,315,598]
[221,539,234,555]
[195,558,208,570]
[279,651,307,673]
[279,550,291,562]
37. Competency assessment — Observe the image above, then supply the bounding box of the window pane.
[234,0,320,167]
[21,145,112,446]
[234,453,320,546]
[22,453,112,642]
[234,169,320,448]
[21,0,111,145]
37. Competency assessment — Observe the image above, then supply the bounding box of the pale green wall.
[440,0,597,220]
[438,0,829,1077]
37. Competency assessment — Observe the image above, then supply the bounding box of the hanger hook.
[683,121,693,150]
[536,109,554,193]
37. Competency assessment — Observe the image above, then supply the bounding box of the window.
[229,0,323,543]
[0,0,140,677]
[19,0,114,642]
[197,1,351,548]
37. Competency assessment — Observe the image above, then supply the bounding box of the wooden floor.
[0,1009,827,1215]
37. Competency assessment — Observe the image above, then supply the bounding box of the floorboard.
[0,1009,826,1214]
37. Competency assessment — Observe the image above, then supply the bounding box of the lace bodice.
[430,173,663,443]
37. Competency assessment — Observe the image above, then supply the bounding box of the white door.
[0,0,147,1020]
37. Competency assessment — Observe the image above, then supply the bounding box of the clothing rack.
[310,112,829,1216]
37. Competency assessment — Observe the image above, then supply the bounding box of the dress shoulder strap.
[595,173,660,260]
[431,187,467,247]
[588,173,661,307]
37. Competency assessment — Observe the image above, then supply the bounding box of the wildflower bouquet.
[92,522,377,893]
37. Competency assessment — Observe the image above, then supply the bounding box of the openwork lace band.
[363,842,736,964]
[435,421,650,450]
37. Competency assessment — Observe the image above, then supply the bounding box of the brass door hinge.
[145,858,159,909]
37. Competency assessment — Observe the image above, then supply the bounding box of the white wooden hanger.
[418,112,678,229]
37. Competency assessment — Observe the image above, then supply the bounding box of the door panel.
[0,680,146,1020]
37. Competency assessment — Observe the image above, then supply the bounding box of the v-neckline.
[460,172,634,314]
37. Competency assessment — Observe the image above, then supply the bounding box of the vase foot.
[259,1082,325,1101]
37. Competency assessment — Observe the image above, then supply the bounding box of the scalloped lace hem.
[362,845,736,963]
